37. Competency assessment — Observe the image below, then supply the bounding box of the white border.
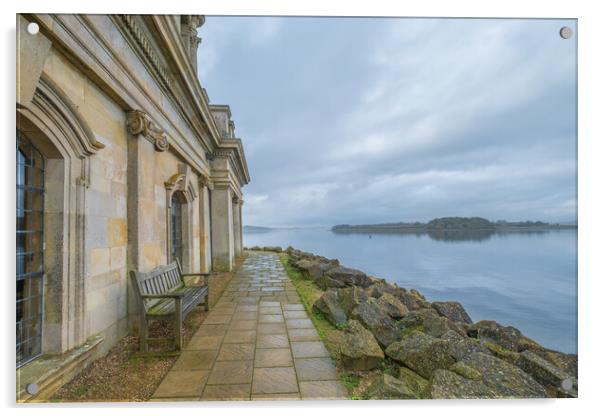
[2,0,600,415]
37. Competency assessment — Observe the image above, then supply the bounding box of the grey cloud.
[199,17,576,227]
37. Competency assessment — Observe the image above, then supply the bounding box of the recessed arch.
[164,165,198,270]
[16,74,106,356]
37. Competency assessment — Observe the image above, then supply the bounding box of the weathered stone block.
[108,218,127,247]
[89,247,110,276]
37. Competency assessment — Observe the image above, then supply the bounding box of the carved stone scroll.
[126,110,169,152]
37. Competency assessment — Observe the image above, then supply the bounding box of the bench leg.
[205,286,210,311]
[175,298,183,351]
[140,314,149,353]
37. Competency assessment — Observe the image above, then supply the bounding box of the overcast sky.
[198,17,576,227]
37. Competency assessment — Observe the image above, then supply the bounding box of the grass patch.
[340,373,360,390]
[280,254,358,397]
[279,254,337,343]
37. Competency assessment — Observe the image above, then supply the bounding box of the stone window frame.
[164,165,197,271]
[16,74,105,355]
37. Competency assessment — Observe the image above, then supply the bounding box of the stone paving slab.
[152,251,347,401]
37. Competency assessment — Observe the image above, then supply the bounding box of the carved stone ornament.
[198,174,214,190]
[126,110,169,152]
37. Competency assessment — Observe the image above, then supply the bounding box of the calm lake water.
[244,227,577,354]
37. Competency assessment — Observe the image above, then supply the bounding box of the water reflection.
[331,228,555,243]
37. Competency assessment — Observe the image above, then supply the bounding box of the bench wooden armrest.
[181,273,211,277]
[141,293,185,299]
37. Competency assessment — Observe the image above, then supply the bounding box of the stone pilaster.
[232,196,242,257]
[210,185,234,271]
[198,176,212,273]
[238,199,244,253]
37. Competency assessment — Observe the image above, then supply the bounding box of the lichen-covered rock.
[313,290,347,326]
[441,330,491,361]
[376,293,409,319]
[450,361,482,380]
[430,369,499,399]
[516,350,576,397]
[337,286,369,316]
[397,290,431,311]
[432,301,473,324]
[423,314,465,338]
[306,260,338,280]
[314,273,347,290]
[295,259,320,274]
[398,367,430,398]
[483,341,521,365]
[385,332,456,378]
[367,282,405,299]
[398,308,439,330]
[325,265,371,288]
[468,320,523,351]
[336,320,384,371]
[537,350,578,379]
[363,373,422,400]
[351,299,402,348]
[460,352,548,398]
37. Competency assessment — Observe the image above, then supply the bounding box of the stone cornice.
[117,15,172,91]
[126,110,169,152]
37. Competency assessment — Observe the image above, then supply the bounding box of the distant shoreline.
[331,216,577,234]
[331,225,577,233]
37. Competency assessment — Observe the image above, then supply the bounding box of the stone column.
[210,185,234,271]
[198,176,212,273]
[232,196,242,257]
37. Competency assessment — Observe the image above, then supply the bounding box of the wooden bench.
[130,259,210,353]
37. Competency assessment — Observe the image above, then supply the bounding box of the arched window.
[16,131,44,367]
[170,192,184,265]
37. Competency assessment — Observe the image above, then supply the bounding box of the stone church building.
[16,14,249,399]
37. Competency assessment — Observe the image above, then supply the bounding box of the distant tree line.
[332,217,574,231]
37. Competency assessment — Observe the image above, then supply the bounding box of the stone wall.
[16,13,250,384]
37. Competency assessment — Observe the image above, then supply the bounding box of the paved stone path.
[151,251,348,401]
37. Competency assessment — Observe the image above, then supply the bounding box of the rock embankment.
[249,245,578,400]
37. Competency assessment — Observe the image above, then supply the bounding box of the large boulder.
[449,361,483,380]
[367,282,405,299]
[397,290,431,311]
[351,299,402,348]
[295,259,320,274]
[363,373,422,400]
[432,301,473,324]
[537,350,578,379]
[398,367,430,398]
[336,320,384,371]
[314,273,347,290]
[441,330,490,361]
[385,331,456,378]
[430,369,499,399]
[467,320,523,351]
[398,308,439,331]
[423,314,465,338]
[460,352,548,398]
[306,261,339,280]
[516,350,577,397]
[325,266,371,288]
[312,290,347,326]
[376,293,409,319]
[337,286,369,316]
